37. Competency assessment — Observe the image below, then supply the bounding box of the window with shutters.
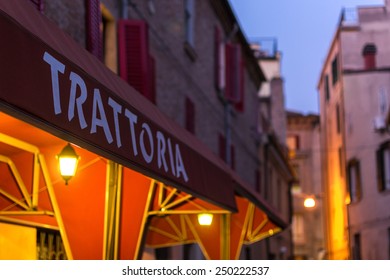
[225,43,245,112]
[185,97,195,134]
[29,0,44,12]
[100,5,118,73]
[86,0,103,60]
[118,20,156,103]
[377,141,390,192]
[347,159,362,203]
[362,43,377,70]
[214,26,225,91]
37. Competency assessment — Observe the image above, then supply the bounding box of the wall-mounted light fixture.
[304,197,316,208]
[57,143,80,185]
[197,213,213,226]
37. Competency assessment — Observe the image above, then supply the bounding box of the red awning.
[0,0,236,211]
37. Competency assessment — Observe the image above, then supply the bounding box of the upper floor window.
[377,141,390,192]
[287,135,300,151]
[347,159,362,203]
[362,43,377,70]
[214,26,225,92]
[336,103,341,134]
[118,20,156,103]
[86,0,103,60]
[331,55,339,85]
[184,0,195,47]
[225,43,245,112]
[324,74,330,102]
[185,97,195,134]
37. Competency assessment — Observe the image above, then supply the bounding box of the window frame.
[331,55,339,86]
[362,43,377,70]
[85,0,103,60]
[324,74,330,102]
[185,96,195,134]
[352,233,361,260]
[347,158,362,203]
[184,0,195,47]
[336,103,341,134]
[377,141,390,192]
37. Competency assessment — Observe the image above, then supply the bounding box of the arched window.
[362,43,377,70]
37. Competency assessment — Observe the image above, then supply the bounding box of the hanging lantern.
[57,143,80,185]
[197,213,213,226]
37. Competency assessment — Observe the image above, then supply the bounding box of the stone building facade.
[318,1,390,259]
[2,0,293,260]
[287,112,324,259]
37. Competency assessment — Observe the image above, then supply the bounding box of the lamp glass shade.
[198,213,213,226]
[57,143,79,184]
[59,157,78,177]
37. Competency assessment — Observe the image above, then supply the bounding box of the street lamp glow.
[304,197,316,208]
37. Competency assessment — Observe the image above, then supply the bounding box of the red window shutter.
[364,53,376,70]
[230,144,235,170]
[118,20,151,101]
[362,44,377,70]
[218,134,226,162]
[295,135,300,150]
[185,97,195,134]
[235,57,245,112]
[214,26,224,91]
[148,55,156,104]
[225,43,241,103]
[30,0,44,12]
[86,0,103,60]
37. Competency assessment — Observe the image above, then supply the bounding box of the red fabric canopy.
[0,0,236,211]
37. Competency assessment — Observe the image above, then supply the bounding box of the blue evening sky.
[228,0,384,114]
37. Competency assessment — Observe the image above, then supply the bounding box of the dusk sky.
[228,0,384,114]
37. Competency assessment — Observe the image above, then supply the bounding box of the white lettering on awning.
[43,51,189,183]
